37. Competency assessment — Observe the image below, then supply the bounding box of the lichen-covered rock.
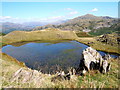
[83,47,103,71]
[10,68,43,84]
[80,47,111,74]
[103,54,111,60]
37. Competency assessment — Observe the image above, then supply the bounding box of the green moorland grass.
[1,52,119,88]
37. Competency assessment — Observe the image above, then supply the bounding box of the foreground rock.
[10,68,45,84]
[76,47,111,75]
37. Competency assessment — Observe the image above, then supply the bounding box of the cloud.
[0,15,66,23]
[0,16,12,20]
[69,11,78,15]
[0,16,25,23]
[44,16,66,22]
[49,16,65,19]
[0,9,79,23]
[65,8,73,11]
[91,8,98,12]
[26,16,66,22]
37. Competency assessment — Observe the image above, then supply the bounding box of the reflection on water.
[2,41,88,73]
[2,40,119,74]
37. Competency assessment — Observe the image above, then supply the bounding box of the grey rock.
[10,68,43,84]
[103,54,111,60]
[83,47,103,71]
[81,47,111,74]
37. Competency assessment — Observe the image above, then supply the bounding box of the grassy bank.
[75,37,120,54]
[1,52,119,88]
[2,28,77,44]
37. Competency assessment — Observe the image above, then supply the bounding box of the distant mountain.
[1,14,119,35]
[51,19,69,25]
[22,22,49,28]
[33,14,119,35]
[1,22,33,34]
[75,14,101,19]
[1,19,68,34]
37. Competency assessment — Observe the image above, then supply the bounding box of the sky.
[1,2,118,23]
[1,0,119,2]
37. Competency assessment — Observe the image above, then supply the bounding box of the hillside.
[33,14,119,36]
[1,22,33,34]
[1,14,119,36]
[1,20,68,34]
[2,28,78,44]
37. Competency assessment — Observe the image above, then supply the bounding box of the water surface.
[2,40,118,74]
[2,41,88,73]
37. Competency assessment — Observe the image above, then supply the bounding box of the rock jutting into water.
[77,47,111,75]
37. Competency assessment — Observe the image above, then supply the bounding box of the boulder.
[10,68,43,84]
[103,54,111,60]
[78,47,111,75]
[83,47,103,71]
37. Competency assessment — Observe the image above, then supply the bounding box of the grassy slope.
[0,52,26,88]
[75,37,119,54]
[2,29,77,44]
[76,32,93,37]
[1,52,119,88]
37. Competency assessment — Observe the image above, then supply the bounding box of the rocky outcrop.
[83,47,103,71]
[10,68,45,84]
[96,33,120,46]
[11,68,73,83]
[77,47,111,75]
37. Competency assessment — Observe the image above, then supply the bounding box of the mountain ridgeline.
[33,14,119,36]
[1,20,68,34]
[1,14,119,36]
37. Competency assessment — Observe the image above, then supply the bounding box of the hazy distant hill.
[1,19,68,34]
[1,22,33,34]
